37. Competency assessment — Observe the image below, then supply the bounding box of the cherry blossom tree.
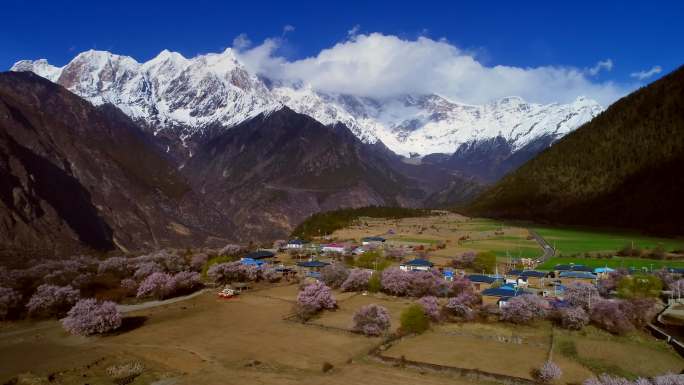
[381,267,410,296]
[136,272,174,300]
[558,306,589,330]
[27,284,80,318]
[417,296,441,321]
[320,264,350,289]
[297,281,336,311]
[564,282,600,310]
[341,269,372,292]
[62,299,122,336]
[501,294,549,324]
[352,304,391,336]
[534,361,562,383]
[0,287,22,320]
[589,299,634,335]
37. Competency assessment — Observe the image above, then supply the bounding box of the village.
[1,212,682,385]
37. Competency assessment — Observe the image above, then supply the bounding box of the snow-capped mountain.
[11,49,603,158]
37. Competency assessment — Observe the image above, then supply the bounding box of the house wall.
[559,277,596,286]
[471,282,492,292]
[482,295,500,306]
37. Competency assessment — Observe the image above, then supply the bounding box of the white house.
[286,239,305,249]
[399,258,434,272]
[322,243,347,254]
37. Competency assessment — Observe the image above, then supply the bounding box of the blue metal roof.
[288,239,304,245]
[559,271,597,279]
[240,257,265,266]
[245,250,276,259]
[481,287,526,297]
[297,260,330,268]
[362,236,386,242]
[594,267,615,273]
[507,269,523,276]
[520,270,547,278]
[403,258,434,267]
[554,264,593,272]
[468,274,501,284]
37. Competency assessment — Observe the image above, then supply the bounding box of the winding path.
[529,229,555,263]
[116,288,211,313]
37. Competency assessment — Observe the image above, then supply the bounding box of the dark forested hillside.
[469,66,684,235]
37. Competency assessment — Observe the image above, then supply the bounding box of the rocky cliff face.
[0,72,235,255]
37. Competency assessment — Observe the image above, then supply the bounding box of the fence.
[647,323,684,357]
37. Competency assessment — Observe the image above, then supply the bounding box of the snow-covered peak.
[12,48,603,157]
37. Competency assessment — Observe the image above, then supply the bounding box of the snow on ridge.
[11,49,603,156]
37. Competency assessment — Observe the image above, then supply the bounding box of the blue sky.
[2,0,682,105]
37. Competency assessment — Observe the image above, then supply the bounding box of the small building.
[443,270,455,281]
[481,285,527,306]
[240,257,266,267]
[593,267,615,278]
[553,264,593,277]
[518,270,547,288]
[400,258,434,272]
[296,260,331,278]
[362,236,386,245]
[286,239,305,249]
[558,271,597,286]
[245,250,276,260]
[322,243,347,254]
[467,274,502,291]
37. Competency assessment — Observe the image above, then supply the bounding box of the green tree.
[473,251,497,274]
[617,275,663,299]
[400,304,430,334]
[354,251,391,271]
[368,273,382,293]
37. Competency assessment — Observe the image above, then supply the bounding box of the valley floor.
[1,284,681,385]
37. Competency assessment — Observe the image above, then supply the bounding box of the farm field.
[328,213,543,267]
[537,256,684,271]
[554,326,682,379]
[0,285,483,385]
[531,225,684,255]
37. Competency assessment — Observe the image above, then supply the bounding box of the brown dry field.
[329,214,542,266]
[0,284,482,385]
[310,292,415,331]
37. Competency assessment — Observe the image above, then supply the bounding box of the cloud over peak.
[235,32,630,106]
[630,65,662,80]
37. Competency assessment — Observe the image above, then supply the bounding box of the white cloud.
[587,59,613,76]
[630,65,662,80]
[283,25,295,34]
[347,24,361,37]
[232,33,252,51]
[236,32,630,106]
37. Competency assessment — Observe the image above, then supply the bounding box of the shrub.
[534,361,562,383]
[368,272,382,293]
[589,299,634,335]
[352,304,391,336]
[558,306,589,330]
[501,294,549,324]
[473,251,496,274]
[381,267,410,296]
[320,264,350,289]
[136,272,174,300]
[617,275,663,299]
[400,304,430,334]
[106,361,145,382]
[417,296,441,321]
[564,282,601,310]
[0,287,22,319]
[27,284,80,318]
[62,299,122,336]
[341,269,372,292]
[292,302,318,322]
[297,281,336,311]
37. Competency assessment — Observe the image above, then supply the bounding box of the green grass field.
[531,225,684,255]
[537,256,684,271]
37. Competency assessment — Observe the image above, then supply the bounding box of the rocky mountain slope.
[0,72,235,255]
[468,66,684,235]
[12,49,603,176]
